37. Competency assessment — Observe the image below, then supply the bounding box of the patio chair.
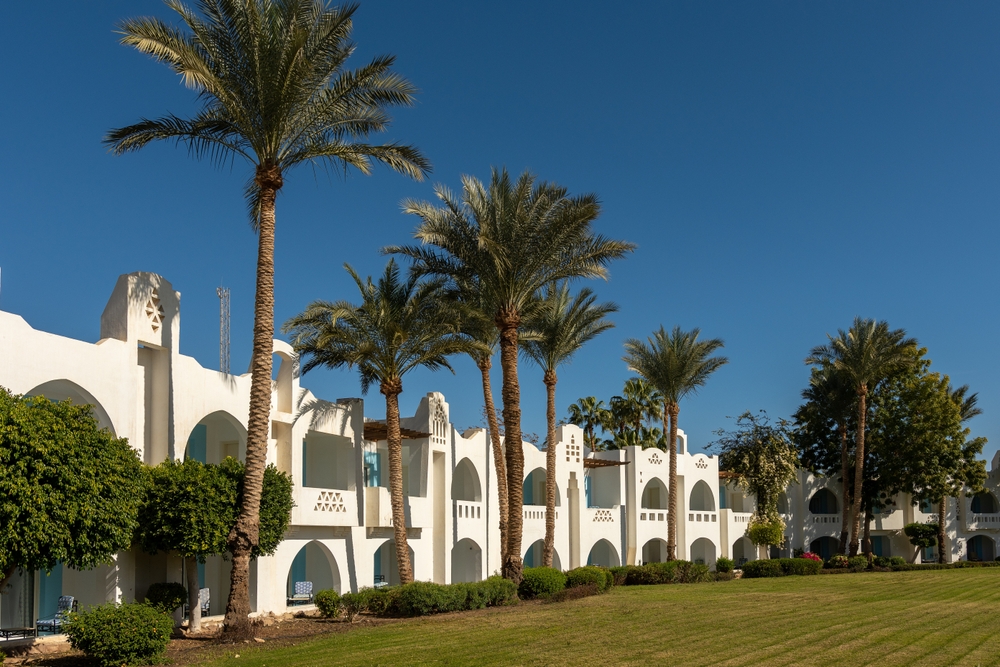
[374,574,388,589]
[199,588,210,616]
[36,595,75,635]
[288,581,313,604]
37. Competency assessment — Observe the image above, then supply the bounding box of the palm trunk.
[478,357,508,566]
[937,497,948,564]
[496,311,524,583]
[186,555,201,633]
[542,370,557,568]
[838,423,851,555]
[383,383,413,584]
[863,508,873,564]
[224,169,281,636]
[666,401,679,561]
[848,386,867,557]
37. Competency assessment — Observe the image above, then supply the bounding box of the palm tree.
[283,260,481,585]
[622,377,664,435]
[623,326,728,561]
[389,168,634,582]
[806,318,916,557]
[521,283,617,567]
[106,0,429,632]
[567,397,609,451]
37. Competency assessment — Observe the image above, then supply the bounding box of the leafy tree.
[567,397,610,451]
[106,0,429,633]
[0,388,146,592]
[903,522,938,562]
[136,458,291,631]
[521,283,616,567]
[806,318,916,556]
[713,411,798,557]
[390,168,633,582]
[284,260,481,584]
[623,326,728,560]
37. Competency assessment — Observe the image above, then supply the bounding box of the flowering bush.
[826,554,849,569]
[799,552,822,563]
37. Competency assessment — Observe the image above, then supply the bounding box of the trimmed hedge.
[565,566,612,592]
[65,603,173,667]
[618,560,711,586]
[519,567,567,599]
[314,589,340,618]
[742,558,822,578]
[715,557,735,573]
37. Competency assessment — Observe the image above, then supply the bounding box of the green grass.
[205,569,1000,666]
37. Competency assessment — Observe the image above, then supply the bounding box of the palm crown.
[622,326,729,405]
[806,318,916,395]
[520,283,617,375]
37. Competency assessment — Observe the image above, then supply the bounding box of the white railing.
[523,507,556,521]
[455,500,483,520]
[968,513,1000,530]
[731,512,753,524]
[812,515,840,524]
[293,486,358,527]
[687,512,717,523]
[639,510,666,522]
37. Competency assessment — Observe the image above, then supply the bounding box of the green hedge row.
[741,558,823,578]
[315,576,518,620]
[608,560,713,586]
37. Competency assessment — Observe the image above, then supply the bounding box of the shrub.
[645,561,681,584]
[800,552,823,563]
[826,554,849,569]
[873,556,890,568]
[714,571,735,582]
[565,566,611,592]
[747,519,785,549]
[675,561,712,583]
[65,602,173,667]
[889,556,906,567]
[847,555,868,572]
[519,567,567,599]
[314,589,340,618]
[394,581,468,616]
[741,560,784,578]
[339,592,366,622]
[780,558,822,576]
[608,566,629,586]
[479,576,517,607]
[362,586,399,616]
[548,583,600,602]
[144,582,187,613]
[715,557,735,573]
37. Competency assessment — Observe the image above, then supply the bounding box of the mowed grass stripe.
[202,569,1000,667]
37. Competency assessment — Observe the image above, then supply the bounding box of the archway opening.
[809,489,839,515]
[971,492,999,514]
[287,541,340,602]
[968,535,996,562]
[523,468,560,507]
[452,458,482,502]
[641,478,667,510]
[523,539,561,570]
[26,380,116,435]
[587,539,621,567]
[184,411,247,464]
[373,541,415,586]
[810,536,839,561]
[689,480,716,512]
[641,538,668,564]
[690,538,716,568]
[451,538,483,583]
[732,537,756,566]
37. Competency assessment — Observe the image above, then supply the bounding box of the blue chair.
[36,595,75,635]
[288,581,313,605]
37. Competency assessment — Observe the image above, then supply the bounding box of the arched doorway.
[641,478,667,509]
[184,411,247,464]
[452,458,482,502]
[523,468,560,506]
[373,541,415,586]
[732,537,756,565]
[968,535,996,562]
[523,539,561,570]
[971,492,999,514]
[287,541,341,601]
[809,489,838,514]
[451,538,483,583]
[642,538,668,564]
[810,536,839,561]
[26,379,116,435]
[587,539,621,567]
[689,481,716,512]
[690,538,716,568]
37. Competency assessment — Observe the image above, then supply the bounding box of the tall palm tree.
[806,318,916,557]
[521,283,617,567]
[388,168,634,582]
[622,377,664,435]
[106,0,429,631]
[567,397,609,451]
[623,326,728,561]
[283,260,480,585]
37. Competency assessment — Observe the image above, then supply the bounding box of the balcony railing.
[640,510,666,522]
[968,513,1000,530]
[455,500,482,520]
[812,515,840,524]
[293,486,358,527]
[688,512,717,523]
[523,506,557,521]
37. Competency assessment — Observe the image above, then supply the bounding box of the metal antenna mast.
[217,286,230,374]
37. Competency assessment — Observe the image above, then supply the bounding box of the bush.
[339,592,366,622]
[826,554,849,569]
[715,557,735,573]
[889,556,906,567]
[714,571,736,582]
[65,602,173,667]
[548,583,600,602]
[747,519,785,549]
[675,561,712,583]
[800,552,823,563]
[781,558,822,576]
[608,566,629,586]
[479,576,517,607]
[848,555,868,571]
[144,582,187,613]
[565,566,611,592]
[519,567,567,599]
[362,587,398,616]
[741,559,784,578]
[314,589,340,618]
[394,581,469,616]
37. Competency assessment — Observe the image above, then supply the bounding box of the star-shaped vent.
[145,293,165,332]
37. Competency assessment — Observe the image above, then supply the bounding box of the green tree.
[0,388,146,592]
[713,411,798,557]
[521,283,617,567]
[106,0,429,633]
[390,168,633,582]
[806,318,916,556]
[283,260,481,584]
[567,397,610,451]
[623,326,728,560]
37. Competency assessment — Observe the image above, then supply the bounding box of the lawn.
[203,569,1000,667]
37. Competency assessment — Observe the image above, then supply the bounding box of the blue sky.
[2,2,999,462]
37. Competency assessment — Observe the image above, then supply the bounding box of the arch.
[641,478,668,510]
[451,538,483,583]
[25,379,116,435]
[810,536,839,561]
[523,539,561,570]
[971,492,999,514]
[523,468,560,507]
[271,341,298,413]
[286,541,341,600]
[641,538,668,564]
[690,538,716,568]
[809,488,839,515]
[184,410,248,464]
[732,537,756,565]
[452,458,482,502]
[587,539,621,568]
[373,540,415,586]
[689,480,716,512]
[967,535,996,562]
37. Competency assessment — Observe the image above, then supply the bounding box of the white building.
[1,271,998,629]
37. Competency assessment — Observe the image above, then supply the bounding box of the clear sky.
[2,2,998,463]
